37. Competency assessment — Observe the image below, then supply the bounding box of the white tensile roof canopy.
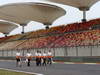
[46,0,100,10]
[0,21,18,36]
[0,2,66,26]
[46,0,100,22]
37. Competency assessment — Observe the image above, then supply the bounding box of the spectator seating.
[0,18,100,50]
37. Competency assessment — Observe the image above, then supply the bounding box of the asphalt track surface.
[0,60,100,75]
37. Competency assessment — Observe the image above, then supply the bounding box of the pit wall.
[0,45,100,62]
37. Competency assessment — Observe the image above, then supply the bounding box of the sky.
[0,0,100,37]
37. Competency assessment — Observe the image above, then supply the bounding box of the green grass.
[0,69,34,75]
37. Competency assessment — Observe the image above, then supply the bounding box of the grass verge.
[0,69,35,75]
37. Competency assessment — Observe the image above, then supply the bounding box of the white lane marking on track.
[54,62,100,65]
[0,68,43,75]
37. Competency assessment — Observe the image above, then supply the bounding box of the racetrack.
[0,60,100,75]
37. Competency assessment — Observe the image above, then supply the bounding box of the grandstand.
[0,18,100,62]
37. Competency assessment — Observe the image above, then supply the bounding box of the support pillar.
[4,33,8,37]
[82,11,87,22]
[79,7,89,22]
[44,23,51,30]
[20,24,27,34]
[22,25,25,34]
